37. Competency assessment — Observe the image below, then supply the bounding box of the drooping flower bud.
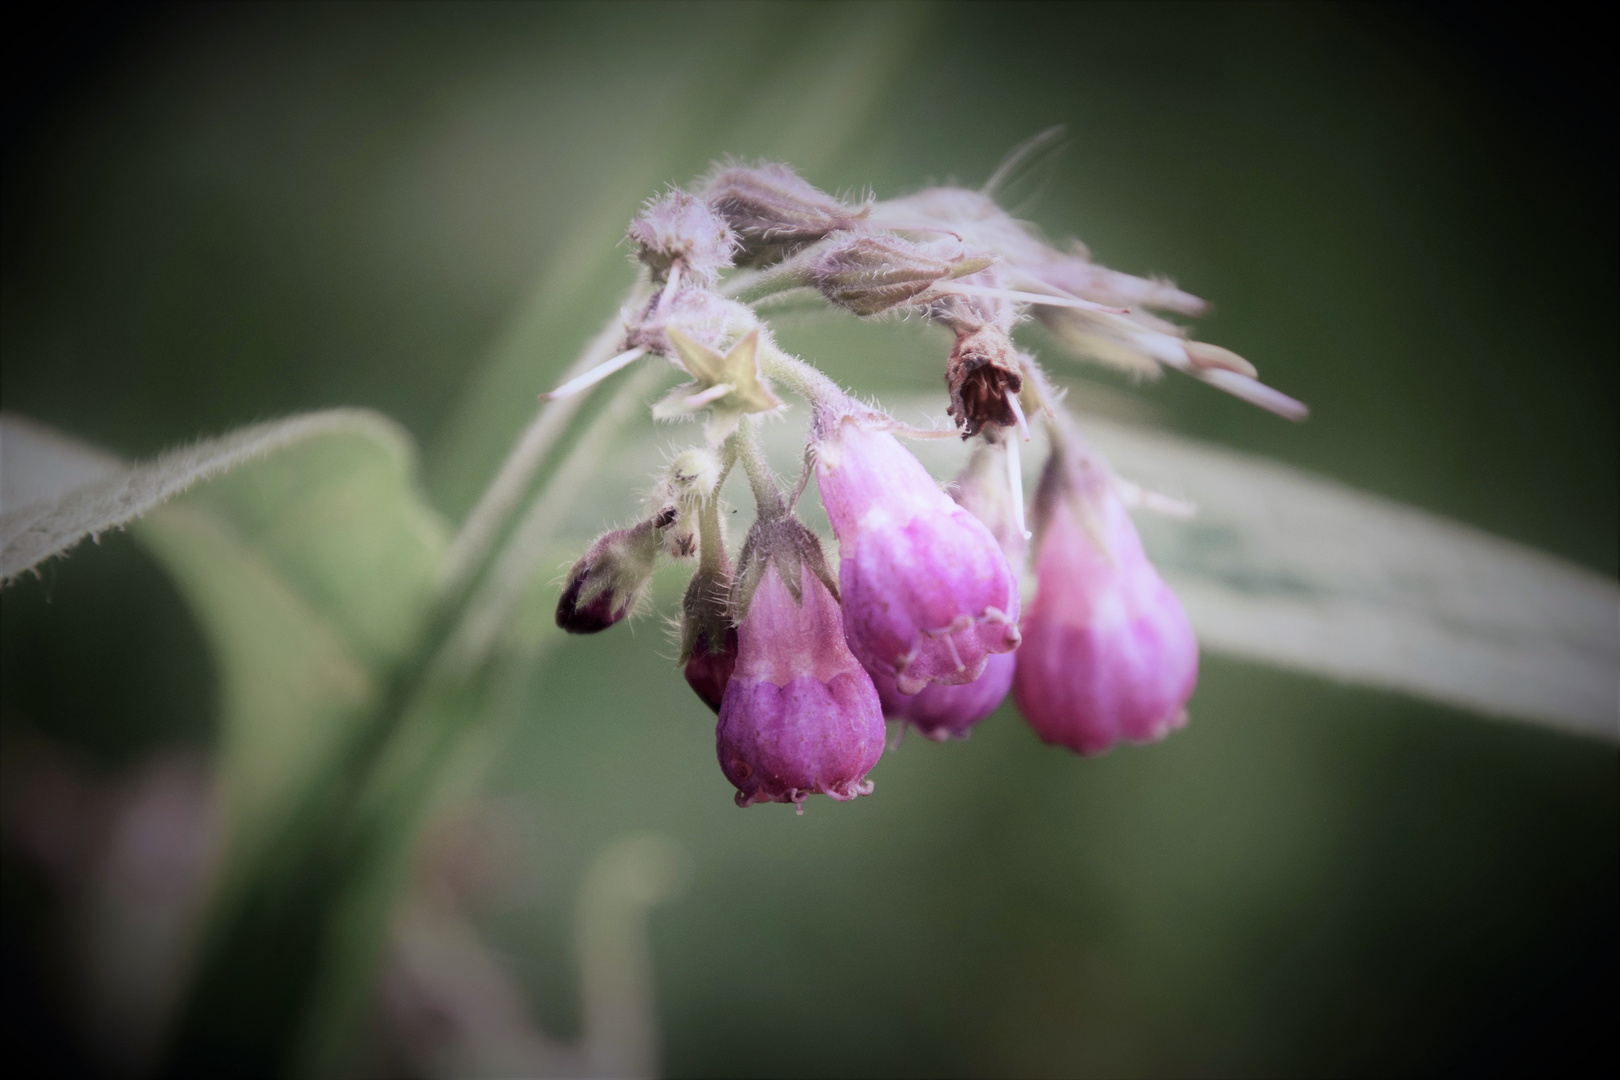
[702,162,867,266]
[717,517,884,809]
[877,436,1026,738]
[555,516,665,634]
[1013,448,1197,754]
[945,324,1024,438]
[813,402,1021,695]
[627,188,737,287]
[680,563,737,713]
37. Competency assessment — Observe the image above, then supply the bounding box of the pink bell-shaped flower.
[814,403,1021,695]
[717,520,885,809]
[1013,449,1197,754]
[873,652,1016,741]
[877,436,1026,738]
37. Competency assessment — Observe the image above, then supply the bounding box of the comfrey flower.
[1013,442,1198,755]
[546,145,1303,808]
[875,435,1027,739]
[717,479,884,810]
[813,395,1021,695]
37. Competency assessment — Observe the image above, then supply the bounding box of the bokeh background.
[3,2,1615,1076]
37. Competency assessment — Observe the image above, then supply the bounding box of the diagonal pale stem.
[454,361,671,668]
[440,280,653,597]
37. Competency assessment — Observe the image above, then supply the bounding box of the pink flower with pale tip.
[717,559,885,810]
[1013,452,1197,755]
[814,406,1021,695]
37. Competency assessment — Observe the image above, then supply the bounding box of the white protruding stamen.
[1006,391,1031,442]
[658,262,683,310]
[539,346,648,402]
[1115,477,1196,518]
[1006,436,1030,541]
[1195,368,1310,421]
[936,282,1129,314]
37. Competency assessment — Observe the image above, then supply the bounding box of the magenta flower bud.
[1013,451,1197,755]
[627,188,737,287]
[685,625,738,714]
[679,551,738,714]
[814,405,1021,695]
[555,518,662,634]
[717,549,884,810]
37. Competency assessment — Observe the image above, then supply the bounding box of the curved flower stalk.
[544,146,1306,806]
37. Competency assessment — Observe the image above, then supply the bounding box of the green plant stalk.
[162,308,660,1079]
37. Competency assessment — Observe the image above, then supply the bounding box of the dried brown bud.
[945,325,1024,438]
[703,162,866,266]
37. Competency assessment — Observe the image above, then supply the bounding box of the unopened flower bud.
[666,447,724,501]
[680,558,737,713]
[627,188,737,287]
[702,162,866,266]
[946,325,1024,438]
[1013,449,1197,754]
[814,403,1021,695]
[717,520,883,809]
[810,234,962,316]
[651,448,724,559]
[555,518,663,634]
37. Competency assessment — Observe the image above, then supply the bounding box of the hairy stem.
[733,418,784,517]
[759,339,846,408]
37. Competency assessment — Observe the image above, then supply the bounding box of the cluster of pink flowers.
[552,151,1303,811]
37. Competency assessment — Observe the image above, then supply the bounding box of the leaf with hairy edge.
[0,409,438,584]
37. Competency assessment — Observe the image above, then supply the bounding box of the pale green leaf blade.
[0,409,431,584]
[134,503,375,855]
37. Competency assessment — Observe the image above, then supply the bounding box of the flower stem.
[440,279,652,597]
[733,417,784,517]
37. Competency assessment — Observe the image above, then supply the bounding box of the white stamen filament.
[936,281,1129,314]
[1006,436,1030,541]
[1195,368,1310,421]
[1006,391,1031,442]
[658,262,683,309]
[1115,477,1196,518]
[539,346,648,402]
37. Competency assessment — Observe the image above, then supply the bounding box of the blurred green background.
[3,2,1615,1076]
